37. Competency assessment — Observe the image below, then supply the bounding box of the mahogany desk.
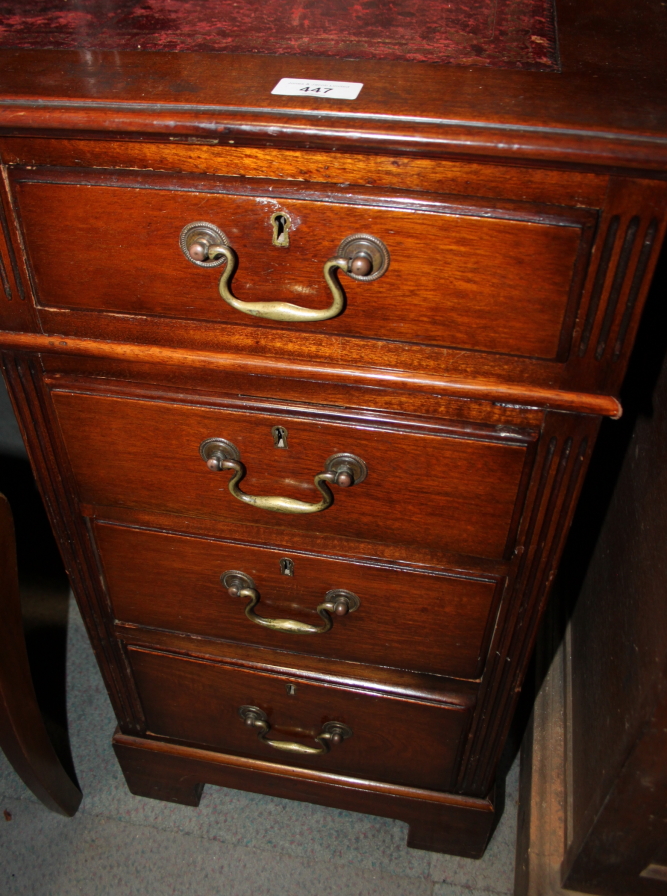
[0,0,665,858]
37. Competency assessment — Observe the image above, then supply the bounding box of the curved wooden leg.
[0,493,82,816]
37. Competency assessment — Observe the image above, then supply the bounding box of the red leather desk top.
[0,0,558,70]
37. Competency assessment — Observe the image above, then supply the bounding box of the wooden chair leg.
[0,492,82,816]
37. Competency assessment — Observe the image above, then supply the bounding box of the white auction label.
[271,78,363,100]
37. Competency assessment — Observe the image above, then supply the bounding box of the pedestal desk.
[0,0,665,858]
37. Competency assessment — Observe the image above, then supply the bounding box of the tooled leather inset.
[0,0,559,71]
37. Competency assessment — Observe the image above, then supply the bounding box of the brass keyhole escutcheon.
[272,425,288,449]
[271,212,291,248]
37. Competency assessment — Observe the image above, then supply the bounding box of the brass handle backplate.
[180,222,389,322]
[200,438,367,515]
[221,570,360,634]
[179,221,230,267]
[238,706,352,755]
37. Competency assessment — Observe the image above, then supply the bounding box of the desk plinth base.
[112,731,496,858]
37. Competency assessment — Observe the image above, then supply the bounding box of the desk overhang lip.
[0,96,666,143]
[0,330,623,419]
[0,97,666,171]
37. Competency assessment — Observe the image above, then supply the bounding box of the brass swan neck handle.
[180,222,389,323]
[222,570,360,635]
[238,706,352,755]
[200,439,367,515]
[218,245,350,322]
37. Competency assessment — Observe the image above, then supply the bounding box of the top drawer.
[13,168,594,362]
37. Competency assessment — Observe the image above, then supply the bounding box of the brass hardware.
[280,558,294,576]
[179,222,229,268]
[271,425,288,449]
[200,439,367,515]
[221,570,360,634]
[238,706,352,754]
[217,244,349,322]
[181,222,389,322]
[271,212,291,248]
[337,234,390,282]
[199,437,240,472]
[325,452,368,488]
[285,684,297,696]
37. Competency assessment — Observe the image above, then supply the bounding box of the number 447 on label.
[271,78,363,100]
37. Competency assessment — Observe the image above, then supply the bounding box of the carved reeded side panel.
[568,178,667,395]
[456,411,600,797]
[0,174,19,302]
[0,216,12,301]
[0,351,146,735]
[0,163,40,333]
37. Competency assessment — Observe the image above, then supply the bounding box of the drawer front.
[96,522,502,680]
[16,172,591,360]
[53,390,531,560]
[127,646,471,791]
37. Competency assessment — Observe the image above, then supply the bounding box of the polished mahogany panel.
[13,174,590,361]
[95,521,502,679]
[127,645,472,791]
[52,389,531,560]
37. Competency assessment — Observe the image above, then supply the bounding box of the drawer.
[96,522,503,680]
[126,645,472,791]
[53,389,533,560]
[14,169,594,361]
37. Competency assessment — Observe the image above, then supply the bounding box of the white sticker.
[271,78,363,100]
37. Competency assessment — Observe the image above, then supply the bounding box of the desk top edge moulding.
[0,0,665,859]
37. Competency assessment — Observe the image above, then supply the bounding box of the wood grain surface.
[94,521,503,680]
[126,644,471,792]
[13,172,590,361]
[0,138,610,208]
[51,387,532,560]
[12,330,622,418]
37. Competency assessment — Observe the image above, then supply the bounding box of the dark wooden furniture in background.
[0,0,665,858]
[515,266,667,895]
[562,263,667,894]
[0,492,81,816]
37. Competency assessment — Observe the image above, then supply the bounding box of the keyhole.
[272,425,288,449]
[271,212,291,248]
[280,558,294,576]
[285,683,297,696]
